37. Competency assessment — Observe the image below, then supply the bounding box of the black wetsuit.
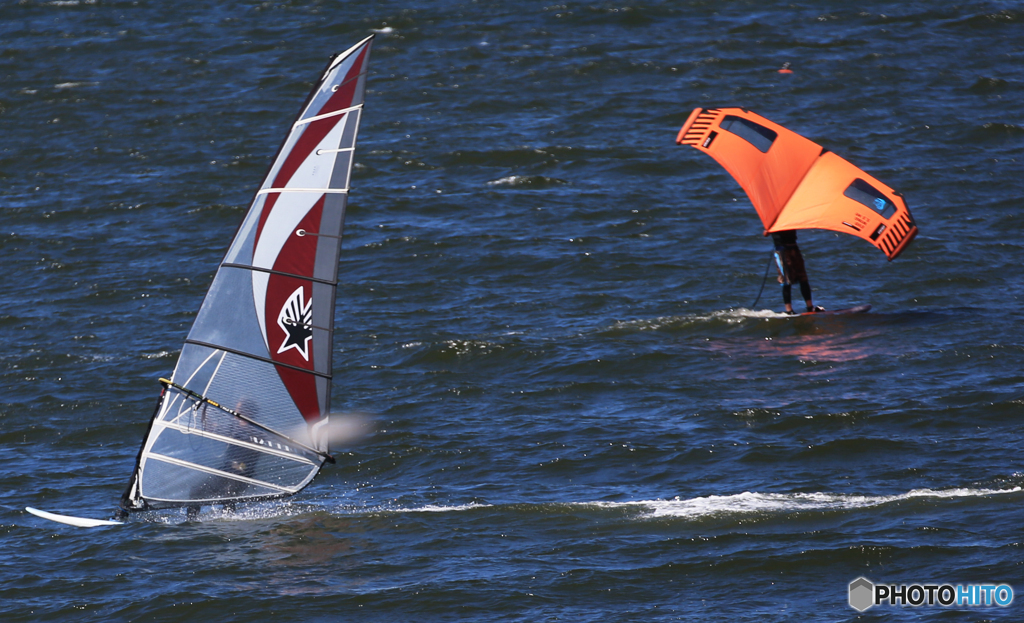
[771,230,812,306]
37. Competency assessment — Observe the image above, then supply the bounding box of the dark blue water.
[3,1,1024,621]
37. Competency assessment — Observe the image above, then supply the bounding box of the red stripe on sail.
[276,365,321,423]
[262,198,322,366]
[273,195,324,278]
[262,196,325,421]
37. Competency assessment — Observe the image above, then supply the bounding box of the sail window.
[844,178,897,219]
[719,115,777,153]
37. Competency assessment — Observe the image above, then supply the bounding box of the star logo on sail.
[277,287,313,360]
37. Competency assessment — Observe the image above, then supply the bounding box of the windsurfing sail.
[120,36,373,512]
[676,107,917,260]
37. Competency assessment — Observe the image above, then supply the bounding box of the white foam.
[404,503,492,513]
[54,81,98,89]
[723,307,790,319]
[487,176,523,186]
[607,308,788,332]
[588,487,1022,519]
[142,350,176,359]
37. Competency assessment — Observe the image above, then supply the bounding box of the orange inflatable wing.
[675,107,821,230]
[772,152,917,260]
[676,107,917,260]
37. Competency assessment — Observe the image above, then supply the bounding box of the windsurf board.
[26,506,124,528]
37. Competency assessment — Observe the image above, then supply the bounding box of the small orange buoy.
[778,62,793,74]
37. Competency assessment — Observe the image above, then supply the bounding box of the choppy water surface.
[2,1,1024,621]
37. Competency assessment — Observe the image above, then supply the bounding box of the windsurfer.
[771,230,824,314]
[185,398,262,519]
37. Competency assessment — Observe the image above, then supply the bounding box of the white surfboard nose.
[26,507,124,528]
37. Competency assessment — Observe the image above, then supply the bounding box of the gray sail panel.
[258,129,303,192]
[167,344,318,436]
[316,375,329,422]
[146,424,320,491]
[134,360,325,507]
[321,110,361,191]
[339,107,361,151]
[166,343,224,401]
[186,266,270,359]
[327,150,354,193]
[222,194,267,266]
[312,193,348,283]
[305,280,334,379]
[185,267,334,375]
[139,462,290,507]
[137,392,321,506]
[148,405,321,471]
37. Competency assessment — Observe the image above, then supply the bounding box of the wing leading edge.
[676,107,917,261]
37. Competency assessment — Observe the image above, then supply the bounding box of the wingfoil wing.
[676,107,917,260]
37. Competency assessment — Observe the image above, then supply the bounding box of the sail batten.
[145,455,310,492]
[256,188,350,195]
[179,340,334,378]
[219,262,340,286]
[150,421,319,465]
[121,36,373,513]
[295,104,364,128]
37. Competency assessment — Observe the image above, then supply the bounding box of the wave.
[485,175,568,189]
[126,488,1021,525]
[400,503,492,513]
[54,81,98,89]
[142,350,177,360]
[337,487,1021,520]
[399,338,509,363]
[130,500,495,524]
[970,122,1024,142]
[592,487,1023,519]
[968,77,1010,93]
[603,308,789,334]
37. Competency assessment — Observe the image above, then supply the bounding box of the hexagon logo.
[849,577,875,612]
